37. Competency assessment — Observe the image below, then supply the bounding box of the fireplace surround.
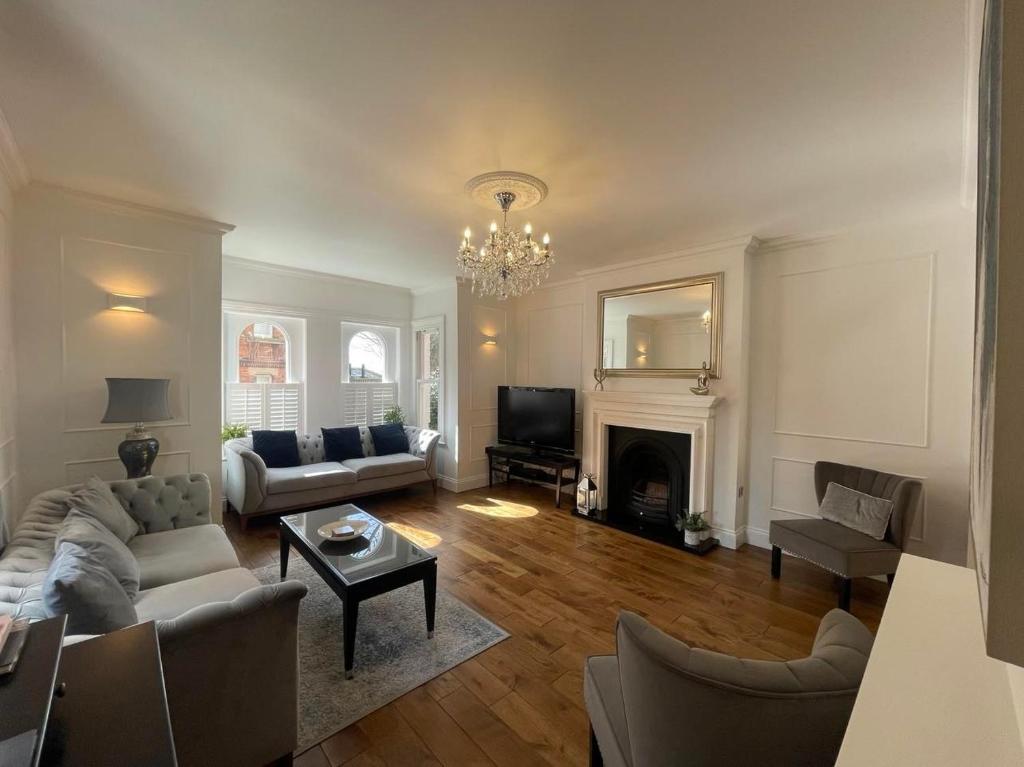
[581,390,723,547]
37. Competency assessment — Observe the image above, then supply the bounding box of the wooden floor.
[224,482,889,767]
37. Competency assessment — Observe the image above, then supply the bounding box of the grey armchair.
[584,609,874,767]
[769,461,923,610]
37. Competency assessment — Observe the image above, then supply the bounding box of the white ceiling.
[0,1,971,289]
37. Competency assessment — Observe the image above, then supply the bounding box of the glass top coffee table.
[279,504,437,678]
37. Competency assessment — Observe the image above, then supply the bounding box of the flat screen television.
[497,386,576,454]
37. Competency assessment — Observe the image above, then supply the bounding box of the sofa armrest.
[404,426,442,478]
[224,440,268,515]
[155,580,307,767]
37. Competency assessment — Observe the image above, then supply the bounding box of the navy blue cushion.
[322,427,364,462]
[251,430,301,468]
[369,424,409,456]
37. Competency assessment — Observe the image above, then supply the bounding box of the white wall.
[512,238,754,545]
[456,280,514,490]
[13,184,229,519]
[222,257,413,434]
[0,170,17,538]
[512,217,975,560]
[412,281,460,486]
[747,208,975,564]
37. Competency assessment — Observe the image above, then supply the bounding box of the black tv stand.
[485,445,581,509]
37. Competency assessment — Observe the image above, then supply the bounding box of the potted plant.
[683,511,703,547]
[221,423,248,443]
[383,406,406,425]
[699,514,713,542]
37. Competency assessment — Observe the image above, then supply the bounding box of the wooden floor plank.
[225,481,887,767]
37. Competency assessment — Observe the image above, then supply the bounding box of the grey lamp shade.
[101,378,173,424]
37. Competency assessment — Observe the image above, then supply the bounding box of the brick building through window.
[238,322,287,383]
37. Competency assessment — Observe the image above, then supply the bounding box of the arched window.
[238,322,288,383]
[347,330,387,382]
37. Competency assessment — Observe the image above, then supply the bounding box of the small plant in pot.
[382,406,406,425]
[699,514,713,542]
[683,512,704,547]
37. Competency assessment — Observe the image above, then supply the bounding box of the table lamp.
[101,377,173,478]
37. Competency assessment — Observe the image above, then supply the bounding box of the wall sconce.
[108,293,148,313]
[701,309,712,333]
[482,335,498,346]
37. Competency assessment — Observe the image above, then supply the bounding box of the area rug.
[254,558,508,750]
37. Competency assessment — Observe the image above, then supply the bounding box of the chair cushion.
[769,518,901,577]
[368,423,410,456]
[819,482,894,541]
[134,567,260,622]
[583,655,632,767]
[265,463,358,495]
[322,426,364,462]
[128,525,241,590]
[43,542,138,634]
[68,476,142,543]
[57,510,141,600]
[341,453,426,480]
[251,430,301,468]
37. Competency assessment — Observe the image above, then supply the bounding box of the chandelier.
[457,171,553,300]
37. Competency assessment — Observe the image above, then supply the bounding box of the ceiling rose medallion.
[458,171,553,300]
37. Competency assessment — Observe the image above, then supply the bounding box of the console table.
[486,445,581,508]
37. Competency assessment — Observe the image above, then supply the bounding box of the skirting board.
[713,526,746,550]
[439,474,490,493]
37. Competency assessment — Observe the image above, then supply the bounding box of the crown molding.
[574,235,758,277]
[410,277,458,296]
[223,254,412,293]
[0,106,29,190]
[755,231,844,253]
[29,181,234,234]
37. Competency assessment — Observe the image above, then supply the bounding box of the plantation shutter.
[267,384,302,430]
[225,383,264,431]
[341,382,397,426]
[225,383,303,432]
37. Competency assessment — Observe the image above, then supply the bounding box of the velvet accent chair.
[769,461,923,610]
[584,609,874,767]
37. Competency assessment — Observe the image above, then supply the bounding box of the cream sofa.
[224,425,442,528]
[0,473,306,767]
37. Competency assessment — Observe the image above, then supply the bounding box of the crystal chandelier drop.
[457,172,553,300]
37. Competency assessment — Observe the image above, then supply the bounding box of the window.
[340,322,400,426]
[238,322,287,383]
[413,318,444,434]
[347,330,387,382]
[224,315,305,432]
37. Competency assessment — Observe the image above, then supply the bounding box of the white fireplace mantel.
[582,390,722,527]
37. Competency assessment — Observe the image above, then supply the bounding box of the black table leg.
[343,598,359,679]
[279,528,290,580]
[488,454,493,487]
[424,563,437,639]
[556,470,562,508]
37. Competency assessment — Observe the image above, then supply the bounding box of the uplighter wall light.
[107,293,148,313]
[482,335,498,346]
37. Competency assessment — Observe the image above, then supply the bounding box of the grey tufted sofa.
[224,425,442,528]
[0,473,307,767]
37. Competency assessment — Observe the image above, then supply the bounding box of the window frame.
[412,316,445,439]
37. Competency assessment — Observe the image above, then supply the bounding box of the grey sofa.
[224,425,442,528]
[585,609,874,767]
[769,461,923,610]
[0,473,306,767]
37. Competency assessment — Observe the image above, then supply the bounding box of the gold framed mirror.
[597,272,723,378]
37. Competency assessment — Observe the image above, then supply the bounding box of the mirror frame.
[597,271,723,379]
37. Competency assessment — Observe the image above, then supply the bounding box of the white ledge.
[583,390,722,410]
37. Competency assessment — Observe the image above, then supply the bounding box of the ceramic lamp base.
[118,435,160,479]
